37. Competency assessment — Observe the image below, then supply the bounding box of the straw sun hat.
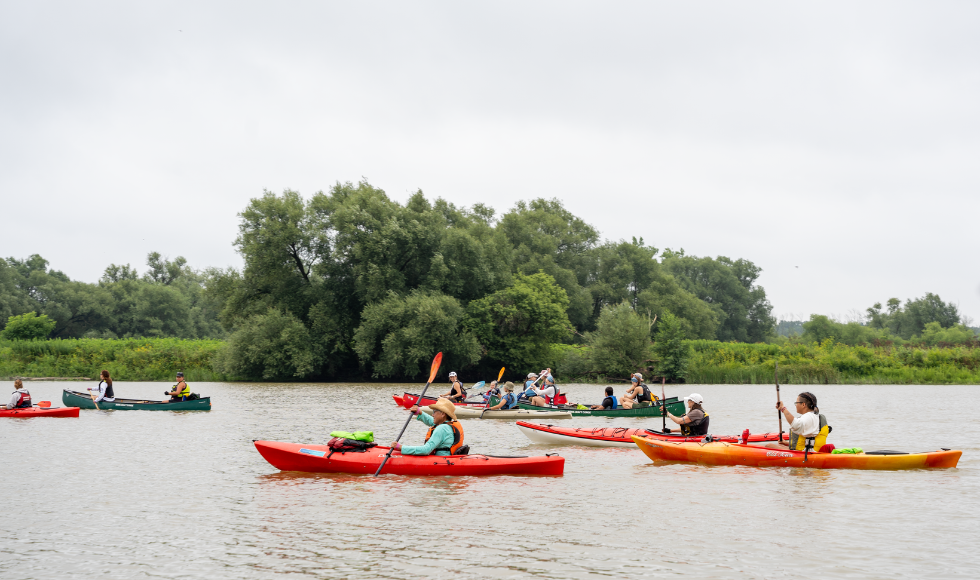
[428,397,458,420]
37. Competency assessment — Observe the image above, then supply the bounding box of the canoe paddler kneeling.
[664,393,709,436]
[390,398,466,456]
[777,391,832,453]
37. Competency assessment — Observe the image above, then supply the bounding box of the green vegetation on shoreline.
[3,337,979,384]
[0,338,227,382]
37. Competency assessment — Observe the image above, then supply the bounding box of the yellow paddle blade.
[497,367,506,381]
[427,352,443,384]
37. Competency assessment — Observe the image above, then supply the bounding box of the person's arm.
[414,411,435,427]
[665,412,690,425]
[401,423,451,455]
[93,383,106,403]
[777,403,796,425]
[6,392,18,409]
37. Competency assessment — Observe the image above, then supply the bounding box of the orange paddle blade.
[497,367,506,381]
[38,401,51,408]
[427,352,443,383]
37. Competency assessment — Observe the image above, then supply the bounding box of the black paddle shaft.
[374,381,435,476]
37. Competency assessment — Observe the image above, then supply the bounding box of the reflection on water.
[1,381,977,579]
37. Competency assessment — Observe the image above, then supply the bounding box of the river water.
[1,381,977,579]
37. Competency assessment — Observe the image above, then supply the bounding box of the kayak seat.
[865,450,909,455]
[456,445,470,456]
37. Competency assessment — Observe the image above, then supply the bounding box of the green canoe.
[62,389,211,411]
[518,396,687,418]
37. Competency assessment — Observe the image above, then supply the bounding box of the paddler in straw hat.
[390,398,466,456]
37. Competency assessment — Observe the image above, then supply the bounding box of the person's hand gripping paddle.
[479,367,506,419]
[375,352,442,476]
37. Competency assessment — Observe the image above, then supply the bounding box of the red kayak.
[1,405,79,418]
[516,421,788,448]
[393,392,487,409]
[254,440,564,476]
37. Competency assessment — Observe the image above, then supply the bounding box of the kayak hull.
[631,436,962,470]
[63,389,211,411]
[518,397,687,418]
[253,440,564,476]
[420,406,572,420]
[1,406,80,418]
[516,422,787,447]
[394,392,487,409]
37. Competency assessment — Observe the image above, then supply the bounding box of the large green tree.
[587,302,652,377]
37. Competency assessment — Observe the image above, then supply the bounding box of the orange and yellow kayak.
[632,436,961,470]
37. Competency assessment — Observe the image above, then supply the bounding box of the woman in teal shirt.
[390,398,465,456]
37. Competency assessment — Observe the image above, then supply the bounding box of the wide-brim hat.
[504,381,515,391]
[428,397,458,420]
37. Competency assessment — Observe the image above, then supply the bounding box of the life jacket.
[449,381,466,402]
[100,380,115,399]
[501,392,518,409]
[13,389,32,408]
[680,411,710,436]
[791,414,831,460]
[425,420,465,455]
[604,396,618,410]
[172,381,191,399]
[637,384,652,404]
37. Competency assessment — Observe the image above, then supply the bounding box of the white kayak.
[420,406,572,420]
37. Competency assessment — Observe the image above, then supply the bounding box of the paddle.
[375,352,443,477]
[661,377,667,432]
[479,367,506,419]
[775,361,783,443]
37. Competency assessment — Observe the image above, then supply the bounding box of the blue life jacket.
[605,395,618,410]
[502,392,518,409]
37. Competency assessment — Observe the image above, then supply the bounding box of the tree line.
[1,181,777,380]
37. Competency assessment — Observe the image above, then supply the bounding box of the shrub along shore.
[2,338,979,384]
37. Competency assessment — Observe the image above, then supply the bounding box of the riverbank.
[3,337,979,384]
[0,338,226,382]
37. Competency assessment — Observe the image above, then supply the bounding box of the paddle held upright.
[375,352,443,476]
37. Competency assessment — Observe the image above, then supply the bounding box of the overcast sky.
[2,1,978,323]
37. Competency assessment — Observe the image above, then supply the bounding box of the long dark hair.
[798,391,818,413]
[100,370,112,387]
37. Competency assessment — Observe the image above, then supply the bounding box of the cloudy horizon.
[2,1,978,326]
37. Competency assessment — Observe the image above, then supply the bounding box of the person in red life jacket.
[528,370,557,406]
[590,386,618,410]
[6,379,32,409]
[440,372,466,403]
[664,393,710,436]
[390,398,466,456]
[87,370,116,403]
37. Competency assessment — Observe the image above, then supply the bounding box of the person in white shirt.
[529,372,556,406]
[87,370,116,403]
[777,391,830,454]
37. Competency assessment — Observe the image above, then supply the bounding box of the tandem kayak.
[419,405,572,420]
[63,389,211,411]
[631,436,962,470]
[516,422,787,447]
[393,392,488,409]
[1,405,79,418]
[253,440,565,476]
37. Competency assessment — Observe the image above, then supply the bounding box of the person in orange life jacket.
[529,371,557,406]
[664,393,709,436]
[591,386,618,410]
[440,372,466,403]
[87,370,116,403]
[390,398,465,456]
[488,382,520,410]
[164,372,191,401]
[6,379,32,409]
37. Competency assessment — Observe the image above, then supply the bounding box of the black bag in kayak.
[327,437,377,454]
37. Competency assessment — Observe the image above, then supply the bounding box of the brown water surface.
[1,381,977,579]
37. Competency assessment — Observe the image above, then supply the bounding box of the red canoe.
[393,392,487,409]
[1,406,80,418]
[254,440,564,476]
[516,421,788,448]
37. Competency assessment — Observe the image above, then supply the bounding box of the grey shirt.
[7,389,29,409]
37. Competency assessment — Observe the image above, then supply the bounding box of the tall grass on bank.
[685,340,980,384]
[0,338,227,381]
